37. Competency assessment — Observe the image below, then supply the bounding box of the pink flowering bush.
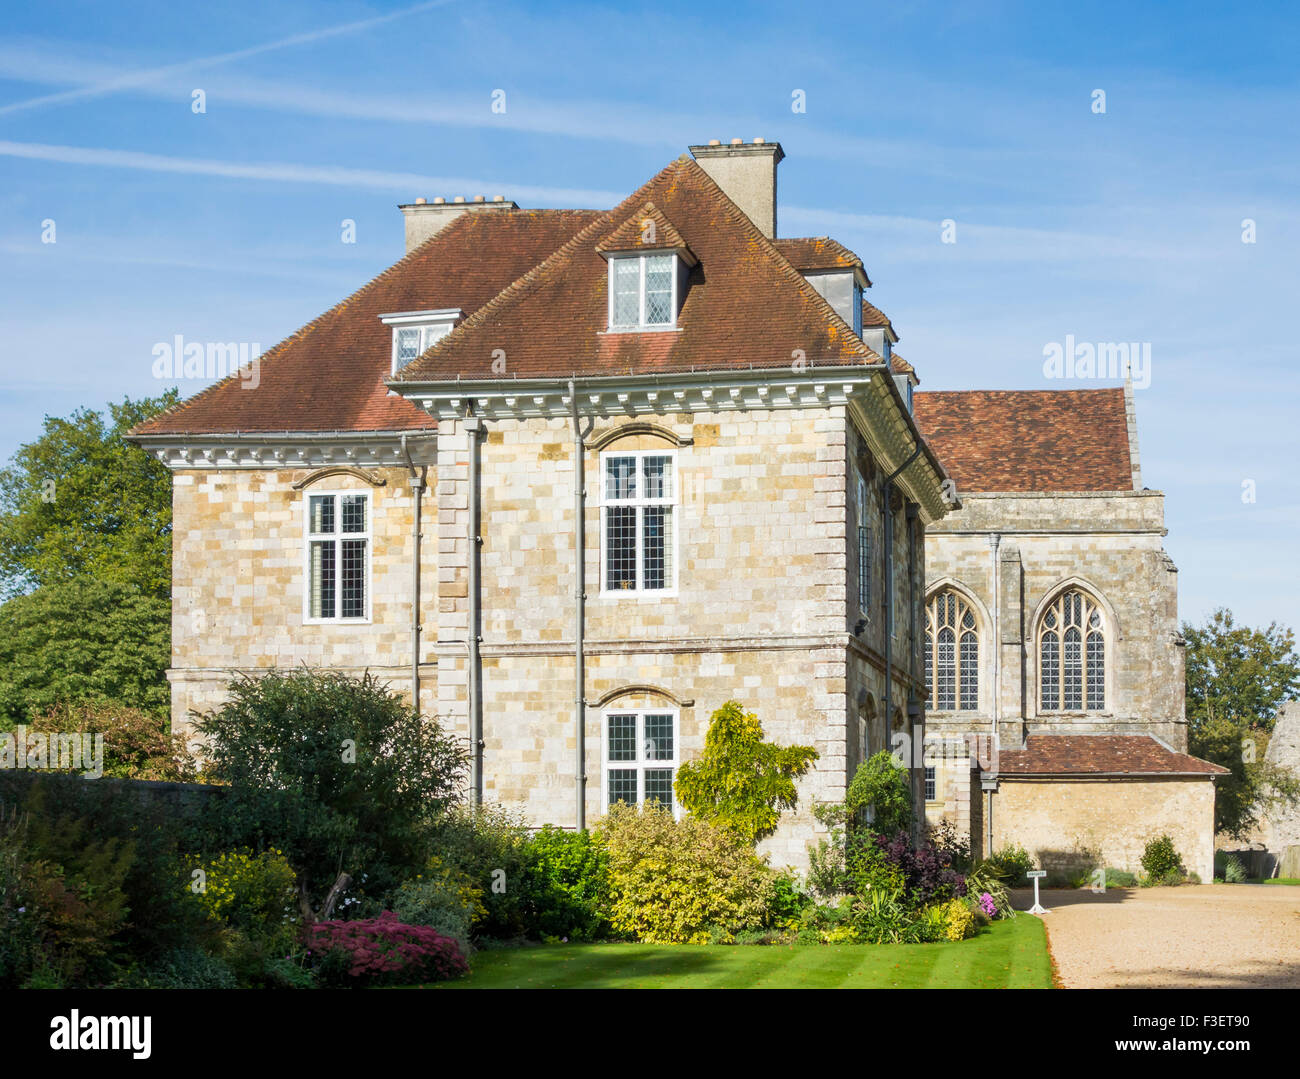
[978,892,997,918]
[305,911,468,986]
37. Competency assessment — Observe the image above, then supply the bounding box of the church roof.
[912,388,1134,493]
[998,735,1228,778]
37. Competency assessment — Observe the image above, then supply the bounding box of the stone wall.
[923,490,1185,752]
[168,465,439,732]
[993,776,1217,882]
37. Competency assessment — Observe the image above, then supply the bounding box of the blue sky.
[0,0,1296,633]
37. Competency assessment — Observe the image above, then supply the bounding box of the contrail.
[0,138,620,206]
[0,0,454,116]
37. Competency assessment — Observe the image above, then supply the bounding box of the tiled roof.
[861,297,893,331]
[773,236,867,280]
[912,388,1133,493]
[130,209,601,436]
[889,351,915,378]
[997,735,1229,777]
[396,157,878,382]
[595,202,694,263]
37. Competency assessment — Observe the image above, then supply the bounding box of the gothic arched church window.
[1038,589,1105,711]
[924,590,979,711]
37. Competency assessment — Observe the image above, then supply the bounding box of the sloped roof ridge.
[594,200,690,253]
[399,156,881,379]
[131,209,595,435]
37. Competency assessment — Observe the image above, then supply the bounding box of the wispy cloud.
[0,139,621,205]
[0,0,456,116]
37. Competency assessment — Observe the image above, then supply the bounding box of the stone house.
[128,140,1224,876]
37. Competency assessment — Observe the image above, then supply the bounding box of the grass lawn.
[428,916,1052,989]
[1260,878,1300,886]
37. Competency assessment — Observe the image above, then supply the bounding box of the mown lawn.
[426,915,1051,989]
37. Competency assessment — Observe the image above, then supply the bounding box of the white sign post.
[1026,870,1049,915]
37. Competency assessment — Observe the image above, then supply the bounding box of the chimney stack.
[688,138,785,238]
[399,195,519,253]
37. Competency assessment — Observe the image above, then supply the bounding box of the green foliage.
[193,669,468,918]
[598,802,776,944]
[0,392,176,601]
[1214,852,1247,884]
[850,887,915,944]
[17,702,195,780]
[0,579,170,723]
[986,843,1036,884]
[187,847,300,956]
[1139,835,1184,880]
[1184,609,1300,837]
[132,947,237,989]
[523,825,612,941]
[674,699,817,844]
[1103,868,1138,888]
[843,751,913,835]
[393,855,484,958]
[423,804,533,939]
[7,799,136,986]
[962,861,1015,919]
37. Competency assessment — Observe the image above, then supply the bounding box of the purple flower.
[979,892,996,917]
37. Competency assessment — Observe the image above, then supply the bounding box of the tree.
[1184,608,1300,837]
[674,699,817,844]
[0,579,170,723]
[0,391,177,600]
[194,670,468,921]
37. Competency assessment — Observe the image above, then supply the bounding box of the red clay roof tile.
[395,157,880,382]
[131,209,600,436]
[998,735,1228,777]
[912,388,1133,493]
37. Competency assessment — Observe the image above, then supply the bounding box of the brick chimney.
[399,194,519,253]
[688,138,785,238]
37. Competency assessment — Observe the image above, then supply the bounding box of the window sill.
[598,326,683,336]
[304,617,373,626]
[596,589,679,601]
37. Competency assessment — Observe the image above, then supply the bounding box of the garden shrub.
[873,830,965,908]
[1222,855,1246,884]
[22,702,197,781]
[194,670,468,920]
[1139,835,1184,880]
[306,911,468,986]
[598,803,775,944]
[841,751,913,835]
[133,947,237,989]
[522,824,612,941]
[986,843,1035,884]
[939,897,976,941]
[392,855,483,957]
[674,700,816,843]
[184,848,302,986]
[1103,868,1138,888]
[851,887,916,944]
[962,861,1014,919]
[425,804,533,940]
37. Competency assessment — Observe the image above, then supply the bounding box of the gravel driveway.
[1012,884,1300,988]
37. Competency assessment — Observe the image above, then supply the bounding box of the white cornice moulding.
[129,433,437,470]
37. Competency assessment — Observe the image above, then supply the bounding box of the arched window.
[1038,589,1105,711]
[924,590,979,711]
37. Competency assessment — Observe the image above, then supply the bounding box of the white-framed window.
[604,710,679,813]
[304,491,371,622]
[856,471,871,614]
[924,765,937,802]
[600,450,677,595]
[607,253,679,331]
[380,309,461,373]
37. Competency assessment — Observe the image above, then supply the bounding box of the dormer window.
[609,254,678,331]
[380,309,462,374]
